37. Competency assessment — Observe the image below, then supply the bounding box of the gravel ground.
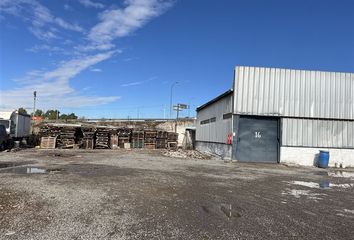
[0,149,353,239]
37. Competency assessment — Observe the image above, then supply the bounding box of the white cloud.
[90,68,102,72]
[84,0,174,51]
[0,51,120,109]
[26,44,70,55]
[78,0,105,9]
[120,76,157,87]
[64,4,73,11]
[0,0,175,112]
[0,0,84,40]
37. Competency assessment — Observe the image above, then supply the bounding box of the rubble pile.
[162,149,212,160]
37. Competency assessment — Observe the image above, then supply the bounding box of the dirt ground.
[0,149,353,240]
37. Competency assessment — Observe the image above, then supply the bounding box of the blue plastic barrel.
[318,151,329,168]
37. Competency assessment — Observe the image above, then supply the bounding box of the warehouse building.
[196,66,354,167]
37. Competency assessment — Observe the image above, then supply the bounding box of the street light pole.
[33,91,37,116]
[169,82,178,119]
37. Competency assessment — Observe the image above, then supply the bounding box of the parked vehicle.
[0,110,31,142]
[0,124,9,150]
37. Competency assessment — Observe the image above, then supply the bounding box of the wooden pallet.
[144,143,156,149]
[110,134,119,149]
[40,136,57,149]
[131,139,144,148]
[167,141,178,150]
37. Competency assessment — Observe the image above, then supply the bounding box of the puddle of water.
[0,166,63,174]
[288,180,354,189]
[27,167,46,174]
[328,171,354,179]
[200,204,241,219]
[0,163,19,168]
[319,180,330,189]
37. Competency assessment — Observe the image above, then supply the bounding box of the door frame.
[232,115,280,163]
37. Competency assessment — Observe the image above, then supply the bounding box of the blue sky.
[0,0,353,118]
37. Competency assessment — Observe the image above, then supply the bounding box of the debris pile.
[162,149,212,160]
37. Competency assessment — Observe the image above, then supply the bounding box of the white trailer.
[0,111,31,139]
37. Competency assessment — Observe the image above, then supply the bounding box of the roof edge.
[196,89,233,112]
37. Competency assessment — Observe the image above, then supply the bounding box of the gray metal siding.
[282,118,354,148]
[234,66,354,120]
[196,94,232,143]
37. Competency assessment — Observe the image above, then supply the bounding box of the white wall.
[280,147,354,167]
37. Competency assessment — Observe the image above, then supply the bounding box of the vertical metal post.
[33,91,37,116]
[169,82,178,119]
[175,104,180,133]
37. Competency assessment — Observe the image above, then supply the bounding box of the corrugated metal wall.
[196,94,232,143]
[234,66,354,120]
[282,118,354,148]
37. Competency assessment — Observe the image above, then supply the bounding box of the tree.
[59,114,68,120]
[18,107,28,115]
[59,113,77,120]
[34,109,44,117]
[67,113,78,120]
[44,110,59,120]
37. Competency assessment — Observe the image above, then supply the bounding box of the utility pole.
[169,82,178,119]
[173,103,188,132]
[33,91,37,116]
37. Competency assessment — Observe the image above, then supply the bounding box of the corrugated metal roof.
[234,66,354,120]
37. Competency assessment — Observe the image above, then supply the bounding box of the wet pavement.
[0,149,353,239]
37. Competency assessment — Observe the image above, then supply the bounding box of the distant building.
[196,66,354,167]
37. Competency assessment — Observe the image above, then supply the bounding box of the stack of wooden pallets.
[156,130,168,149]
[118,128,131,148]
[81,127,96,149]
[144,130,157,149]
[131,130,144,148]
[110,129,119,149]
[39,125,78,148]
[167,132,179,150]
[95,127,110,149]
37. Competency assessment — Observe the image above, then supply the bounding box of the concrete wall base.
[280,147,354,167]
[196,141,232,159]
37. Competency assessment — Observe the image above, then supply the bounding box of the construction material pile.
[162,149,212,160]
[39,124,178,150]
[39,124,81,148]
